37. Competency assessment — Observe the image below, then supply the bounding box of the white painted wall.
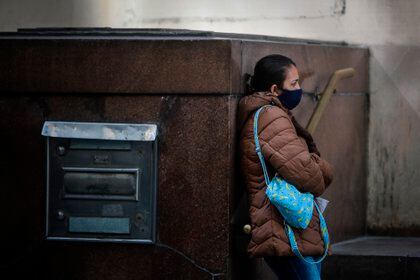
[1,0,419,234]
[2,0,419,46]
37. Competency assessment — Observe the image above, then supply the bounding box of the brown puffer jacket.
[237,91,334,258]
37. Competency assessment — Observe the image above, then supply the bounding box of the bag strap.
[253,105,273,185]
[254,105,330,263]
[284,201,330,264]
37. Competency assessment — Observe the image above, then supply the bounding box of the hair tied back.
[244,73,254,95]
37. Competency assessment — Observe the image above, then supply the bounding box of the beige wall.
[1,0,419,235]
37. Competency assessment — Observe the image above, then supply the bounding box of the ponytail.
[244,73,255,96]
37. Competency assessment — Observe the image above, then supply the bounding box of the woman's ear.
[270,84,277,95]
[270,84,280,96]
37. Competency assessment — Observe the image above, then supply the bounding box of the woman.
[237,54,334,279]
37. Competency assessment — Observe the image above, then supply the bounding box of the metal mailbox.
[42,121,158,243]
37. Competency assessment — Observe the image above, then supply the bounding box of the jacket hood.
[237,91,292,132]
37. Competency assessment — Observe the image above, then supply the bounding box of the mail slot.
[42,121,158,243]
[62,168,139,200]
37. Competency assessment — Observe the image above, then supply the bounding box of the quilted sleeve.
[318,157,334,188]
[256,106,327,197]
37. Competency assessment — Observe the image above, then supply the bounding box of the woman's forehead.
[285,65,299,81]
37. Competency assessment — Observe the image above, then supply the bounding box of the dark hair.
[245,54,296,95]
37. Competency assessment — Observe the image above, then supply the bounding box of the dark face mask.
[277,88,303,110]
